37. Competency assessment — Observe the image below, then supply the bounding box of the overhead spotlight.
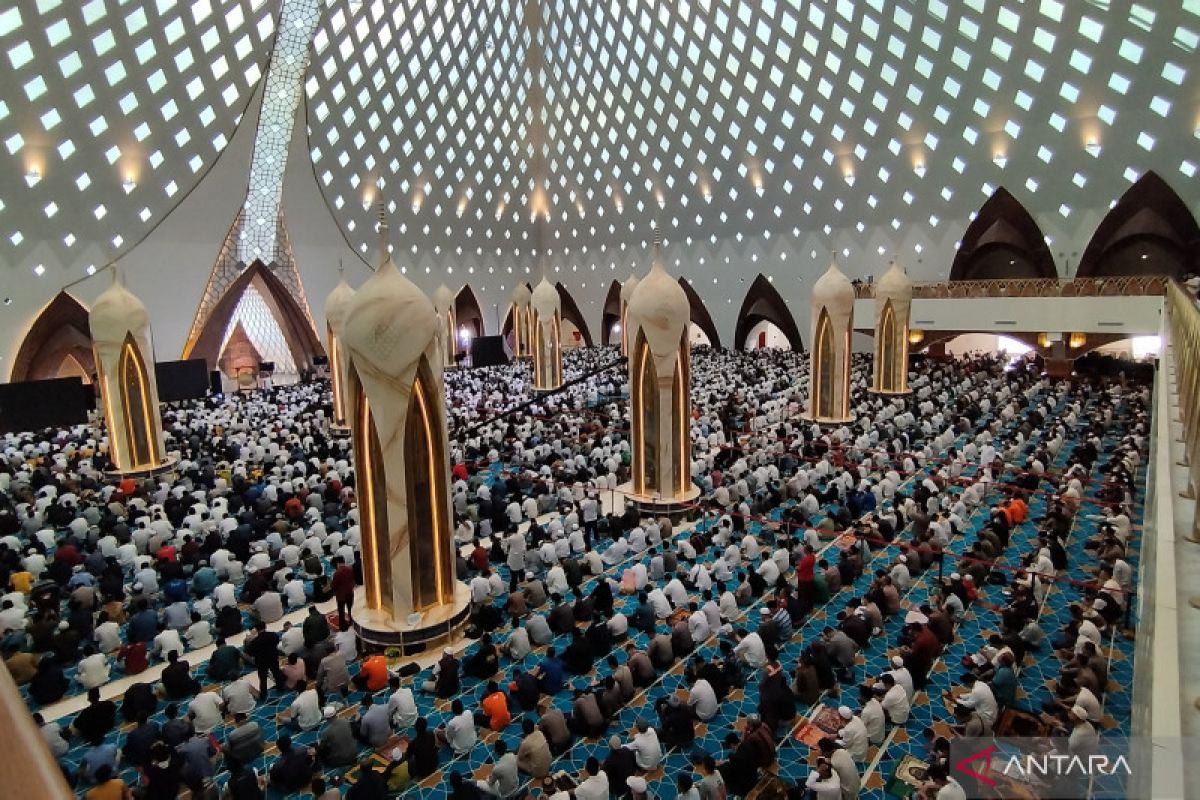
[913,163,926,177]
[844,174,855,186]
[25,168,41,187]
[122,177,136,193]
[993,154,1007,167]
[1084,140,1101,156]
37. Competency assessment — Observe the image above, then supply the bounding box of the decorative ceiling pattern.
[0,0,278,274]
[304,0,1198,273]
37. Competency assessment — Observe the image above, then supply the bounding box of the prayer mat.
[884,754,929,798]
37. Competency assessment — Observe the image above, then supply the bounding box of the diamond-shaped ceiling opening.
[0,0,277,273]
[306,0,1198,267]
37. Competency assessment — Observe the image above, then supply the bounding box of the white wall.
[853,295,1163,338]
[743,319,791,350]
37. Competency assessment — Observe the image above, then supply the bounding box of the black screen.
[0,377,92,434]
[155,359,210,402]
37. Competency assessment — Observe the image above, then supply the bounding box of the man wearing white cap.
[626,776,651,800]
[887,656,915,701]
[835,705,868,761]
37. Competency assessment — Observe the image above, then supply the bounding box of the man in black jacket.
[244,621,286,697]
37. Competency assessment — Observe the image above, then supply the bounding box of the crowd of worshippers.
[0,344,1147,799]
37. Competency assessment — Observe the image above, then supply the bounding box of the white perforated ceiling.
[0,0,277,274]
[304,0,1199,269]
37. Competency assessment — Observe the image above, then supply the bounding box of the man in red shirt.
[331,557,356,629]
[796,545,817,613]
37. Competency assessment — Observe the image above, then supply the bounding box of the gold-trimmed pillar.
[339,207,469,646]
[620,232,700,512]
[871,261,912,395]
[90,269,170,475]
[433,284,457,368]
[510,283,532,358]
[324,275,356,429]
[619,271,640,357]
[808,262,855,424]
[531,278,562,391]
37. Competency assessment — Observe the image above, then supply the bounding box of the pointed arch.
[118,332,160,469]
[812,308,836,418]
[734,274,803,351]
[875,299,901,393]
[600,280,622,346]
[454,284,486,338]
[631,329,658,495]
[554,282,593,346]
[57,354,92,384]
[10,291,95,384]
[949,187,1057,281]
[679,277,722,349]
[406,354,455,610]
[347,361,390,611]
[183,260,323,372]
[1076,171,1199,278]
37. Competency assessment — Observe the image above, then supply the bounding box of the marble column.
[624,236,697,504]
[324,275,356,429]
[339,208,468,641]
[433,284,457,368]
[808,262,855,423]
[872,261,912,395]
[531,278,562,391]
[619,271,640,356]
[90,269,169,475]
[510,283,532,358]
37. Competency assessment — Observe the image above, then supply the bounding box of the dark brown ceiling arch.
[183,260,323,371]
[679,277,722,348]
[733,274,803,351]
[600,280,622,346]
[10,291,96,384]
[1076,171,1199,279]
[949,187,1057,281]
[554,282,593,346]
[455,285,486,338]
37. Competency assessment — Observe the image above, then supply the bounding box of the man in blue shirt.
[536,648,565,695]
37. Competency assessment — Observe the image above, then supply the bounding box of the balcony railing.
[853,275,1169,299]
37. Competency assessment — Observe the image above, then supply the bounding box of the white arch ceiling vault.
[0,0,1198,373]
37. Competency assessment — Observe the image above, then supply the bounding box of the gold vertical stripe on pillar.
[408,359,453,610]
[674,337,690,497]
[352,373,386,611]
[814,308,834,419]
[118,333,158,470]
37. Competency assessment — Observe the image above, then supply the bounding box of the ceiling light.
[25,168,40,187]
[1084,140,1101,156]
[913,163,926,177]
[993,154,1007,167]
[844,173,855,185]
[122,177,136,193]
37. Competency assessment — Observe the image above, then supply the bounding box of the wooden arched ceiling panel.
[949,187,1057,281]
[679,277,722,349]
[1077,171,1199,278]
[733,274,803,352]
[10,291,94,384]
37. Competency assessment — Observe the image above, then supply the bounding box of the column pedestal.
[352,582,472,653]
